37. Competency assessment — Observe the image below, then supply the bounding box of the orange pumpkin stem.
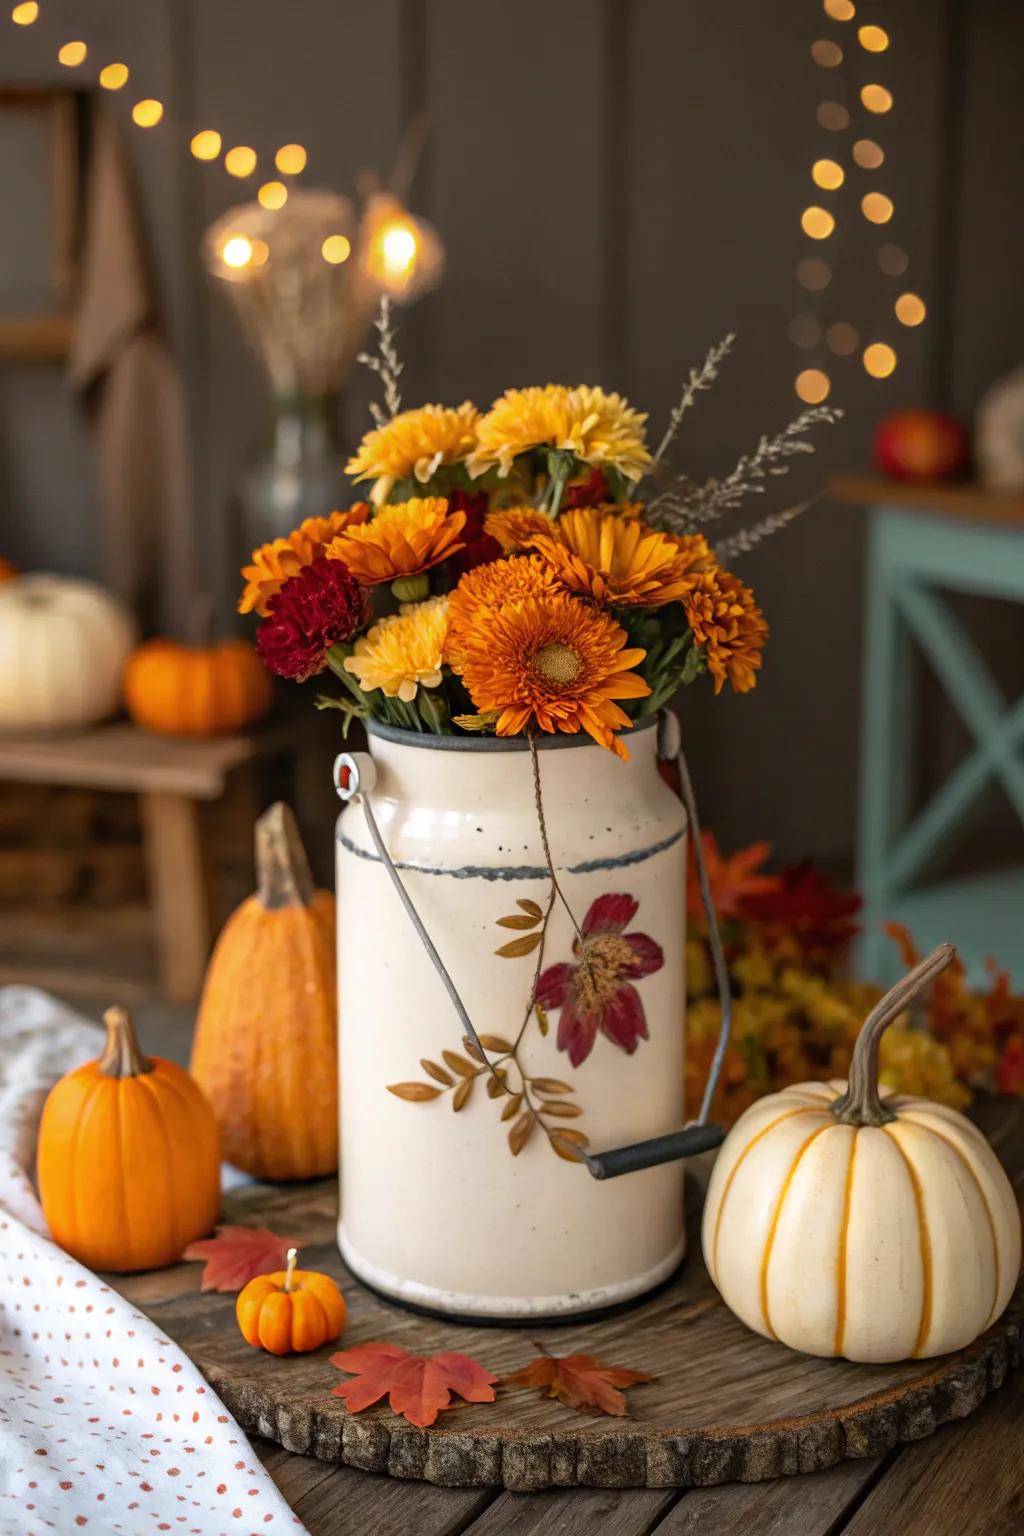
[830,944,955,1128]
[255,803,316,910]
[99,1006,153,1078]
[283,1247,298,1293]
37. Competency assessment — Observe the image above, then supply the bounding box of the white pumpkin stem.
[255,803,316,910]
[99,1007,153,1078]
[283,1248,298,1292]
[830,944,955,1127]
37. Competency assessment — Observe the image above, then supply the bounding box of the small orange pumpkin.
[37,1007,220,1272]
[124,638,273,736]
[190,802,338,1179]
[236,1247,347,1355]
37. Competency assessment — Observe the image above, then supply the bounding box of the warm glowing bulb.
[190,130,221,161]
[859,24,889,52]
[796,369,831,404]
[381,224,417,274]
[250,239,269,268]
[801,206,835,240]
[99,62,129,90]
[823,0,855,18]
[861,83,893,113]
[853,138,884,169]
[812,158,845,190]
[257,180,288,210]
[224,145,257,178]
[817,101,850,132]
[895,292,927,327]
[11,2,39,24]
[321,234,351,265]
[274,143,307,176]
[797,257,831,291]
[863,343,897,378]
[861,191,894,224]
[132,99,163,128]
[811,39,843,67]
[222,236,253,269]
[57,40,87,66]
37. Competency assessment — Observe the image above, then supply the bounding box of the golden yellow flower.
[346,403,479,502]
[239,506,369,616]
[325,497,465,585]
[683,567,768,694]
[344,596,449,702]
[669,531,716,575]
[452,589,650,758]
[527,507,702,607]
[484,506,554,553]
[445,554,563,668]
[467,384,651,482]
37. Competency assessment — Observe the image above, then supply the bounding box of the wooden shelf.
[830,476,1024,528]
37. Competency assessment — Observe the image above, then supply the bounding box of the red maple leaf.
[329,1342,498,1428]
[182,1226,298,1292]
[504,1350,654,1417]
[686,831,781,921]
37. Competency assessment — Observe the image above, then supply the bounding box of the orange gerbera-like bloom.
[453,590,650,758]
[239,506,369,616]
[669,531,716,575]
[325,497,465,585]
[484,505,554,553]
[527,507,703,607]
[683,567,768,694]
[446,554,562,667]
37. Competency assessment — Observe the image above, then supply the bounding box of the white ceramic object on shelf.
[0,574,137,732]
[335,716,687,1320]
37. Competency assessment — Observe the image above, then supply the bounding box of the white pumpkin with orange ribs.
[702,945,1022,1363]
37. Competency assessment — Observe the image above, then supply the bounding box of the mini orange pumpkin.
[37,1007,220,1272]
[124,638,273,736]
[236,1247,347,1355]
[190,802,338,1179]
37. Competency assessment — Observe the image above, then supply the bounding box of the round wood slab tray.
[115,1170,1024,1493]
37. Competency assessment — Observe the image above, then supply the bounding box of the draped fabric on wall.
[1,0,1022,868]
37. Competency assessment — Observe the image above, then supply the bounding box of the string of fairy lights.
[791,0,927,403]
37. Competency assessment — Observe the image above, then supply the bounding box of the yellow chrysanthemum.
[445,554,563,668]
[467,384,651,482]
[683,567,768,694]
[346,403,479,503]
[452,590,650,758]
[325,497,465,585]
[483,506,554,553]
[239,505,369,616]
[344,596,449,702]
[527,507,704,607]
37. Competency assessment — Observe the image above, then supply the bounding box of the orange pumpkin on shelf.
[123,638,273,737]
[236,1247,347,1355]
[190,802,338,1179]
[0,557,17,583]
[37,1007,220,1272]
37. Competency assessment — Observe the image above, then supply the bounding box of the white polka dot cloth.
[0,987,308,1536]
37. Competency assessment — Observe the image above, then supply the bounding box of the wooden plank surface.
[829,475,1024,526]
[0,722,269,799]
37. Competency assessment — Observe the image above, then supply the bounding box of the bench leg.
[141,791,212,1004]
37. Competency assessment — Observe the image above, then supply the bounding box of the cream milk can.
[335,715,709,1321]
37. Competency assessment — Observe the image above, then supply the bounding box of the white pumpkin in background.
[0,575,138,731]
[703,945,1022,1363]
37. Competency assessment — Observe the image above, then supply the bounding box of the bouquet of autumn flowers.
[240,307,837,757]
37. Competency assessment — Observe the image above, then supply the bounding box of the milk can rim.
[365,713,662,753]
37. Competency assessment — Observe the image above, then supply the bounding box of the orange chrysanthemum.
[484,506,554,553]
[446,554,562,668]
[325,497,466,585]
[669,531,716,576]
[453,590,650,758]
[527,507,703,607]
[683,567,768,694]
[239,506,370,616]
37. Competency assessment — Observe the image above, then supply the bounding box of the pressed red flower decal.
[536,893,664,1068]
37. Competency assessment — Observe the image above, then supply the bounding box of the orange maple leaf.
[183,1226,298,1293]
[330,1342,498,1428]
[687,831,781,921]
[504,1349,654,1417]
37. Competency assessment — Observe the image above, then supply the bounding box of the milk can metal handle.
[333,711,730,1180]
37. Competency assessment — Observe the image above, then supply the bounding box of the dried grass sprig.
[357,296,403,426]
[650,334,735,474]
[713,499,816,563]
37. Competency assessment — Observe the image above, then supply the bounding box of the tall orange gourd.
[37,1007,220,1272]
[190,802,338,1179]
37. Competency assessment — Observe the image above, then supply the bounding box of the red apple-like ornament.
[873,410,969,483]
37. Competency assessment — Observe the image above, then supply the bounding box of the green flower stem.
[392,572,430,603]
[418,688,450,735]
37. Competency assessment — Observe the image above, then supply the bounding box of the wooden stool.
[833,478,1024,985]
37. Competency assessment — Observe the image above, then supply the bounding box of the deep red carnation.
[564,469,610,509]
[256,555,366,681]
[434,490,501,588]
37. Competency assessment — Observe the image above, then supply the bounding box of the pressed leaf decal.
[452,1077,474,1111]
[496,913,541,930]
[421,1059,454,1086]
[508,1110,535,1155]
[496,932,543,959]
[479,1033,513,1053]
[500,1092,523,1121]
[183,1225,298,1293]
[486,1071,507,1099]
[535,1002,550,1036]
[388,1081,442,1102]
[531,1077,572,1095]
[330,1342,498,1428]
[539,1100,582,1117]
[442,1050,476,1077]
[517,898,544,918]
[551,1132,589,1162]
[504,1349,654,1417]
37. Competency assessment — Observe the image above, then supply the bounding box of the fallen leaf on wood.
[183,1225,298,1292]
[504,1349,654,1417]
[330,1341,498,1428]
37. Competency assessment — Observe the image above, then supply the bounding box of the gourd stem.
[99,1007,153,1078]
[830,944,955,1127]
[283,1248,298,1293]
[256,802,316,910]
